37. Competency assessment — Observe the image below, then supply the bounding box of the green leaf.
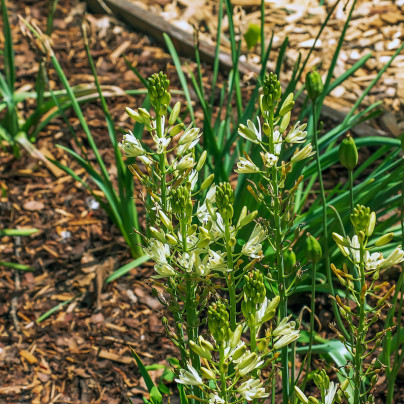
[105,255,149,283]
[36,296,77,323]
[178,384,188,404]
[0,228,39,236]
[130,348,159,395]
[0,260,36,271]
[150,386,162,404]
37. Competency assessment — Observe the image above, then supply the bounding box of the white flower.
[187,170,199,191]
[364,251,384,270]
[261,152,278,168]
[381,246,404,269]
[285,121,307,143]
[197,186,216,224]
[291,143,315,162]
[237,352,264,377]
[273,315,296,337]
[241,223,266,258]
[154,263,176,276]
[237,378,269,401]
[177,124,201,155]
[272,130,282,155]
[274,330,300,349]
[177,153,196,171]
[236,157,259,174]
[207,250,228,272]
[350,235,360,264]
[119,131,146,157]
[144,239,170,264]
[209,393,225,404]
[154,136,171,154]
[238,119,262,144]
[324,382,339,404]
[178,124,201,145]
[175,365,203,386]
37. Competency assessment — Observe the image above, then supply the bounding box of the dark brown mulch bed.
[0,1,403,403]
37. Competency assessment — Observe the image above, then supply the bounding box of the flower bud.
[230,324,243,348]
[169,102,181,125]
[200,367,216,380]
[262,72,281,111]
[216,182,234,221]
[169,123,184,137]
[159,210,173,230]
[201,174,214,191]
[280,111,291,133]
[308,397,320,404]
[339,134,358,171]
[305,233,322,264]
[199,336,214,351]
[239,210,258,228]
[332,232,350,247]
[207,300,230,345]
[149,227,166,243]
[189,340,211,360]
[294,386,309,404]
[375,232,394,247]
[232,344,247,361]
[165,234,178,246]
[243,270,266,310]
[305,69,323,101]
[196,150,207,171]
[366,211,376,237]
[279,93,295,117]
[126,107,144,123]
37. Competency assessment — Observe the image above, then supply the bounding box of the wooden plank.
[85,0,387,137]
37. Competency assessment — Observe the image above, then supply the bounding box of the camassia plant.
[119,71,404,404]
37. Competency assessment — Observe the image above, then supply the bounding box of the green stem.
[349,169,354,213]
[156,114,167,212]
[219,347,227,402]
[224,220,237,331]
[268,108,289,402]
[311,101,348,340]
[353,241,366,404]
[306,262,317,373]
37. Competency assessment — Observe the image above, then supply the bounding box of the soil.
[0,1,403,403]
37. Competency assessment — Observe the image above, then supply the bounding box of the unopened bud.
[196,150,208,171]
[375,233,394,247]
[201,174,214,191]
[159,210,173,230]
[305,69,323,101]
[279,93,295,117]
[169,102,181,125]
[339,133,358,171]
[305,233,322,264]
[200,367,215,380]
[294,386,309,404]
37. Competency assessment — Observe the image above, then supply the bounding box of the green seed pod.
[339,134,358,171]
[305,69,323,101]
[284,248,296,274]
[305,233,322,264]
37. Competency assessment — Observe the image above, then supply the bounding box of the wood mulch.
[0,1,403,403]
